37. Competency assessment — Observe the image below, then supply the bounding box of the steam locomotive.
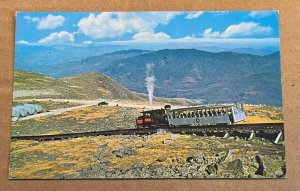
[136,103,246,128]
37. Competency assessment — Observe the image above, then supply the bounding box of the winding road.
[18,98,167,121]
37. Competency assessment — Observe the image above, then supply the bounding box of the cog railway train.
[136,103,246,128]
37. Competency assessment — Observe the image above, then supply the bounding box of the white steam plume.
[145,63,155,106]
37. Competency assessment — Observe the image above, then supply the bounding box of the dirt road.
[18,99,101,121]
[18,98,171,121]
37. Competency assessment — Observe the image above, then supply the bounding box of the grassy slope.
[13,70,197,106]
[14,70,63,90]
[13,70,145,100]
[13,70,79,99]
[61,72,145,100]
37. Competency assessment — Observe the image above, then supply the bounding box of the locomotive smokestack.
[145,63,155,107]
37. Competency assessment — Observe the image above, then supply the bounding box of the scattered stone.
[156,129,167,134]
[114,152,124,158]
[176,156,184,164]
[60,163,75,168]
[141,142,148,148]
[97,143,108,153]
[186,157,194,163]
[29,141,39,147]
[193,154,206,164]
[137,142,148,148]
[132,162,145,169]
[243,143,252,147]
[153,167,164,176]
[162,134,178,144]
[33,168,52,176]
[140,135,148,140]
[98,161,111,168]
[96,143,109,160]
[254,155,285,177]
[186,154,205,164]
[248,173,264,178]
[169,134,178,140]
[225,159,244,176]
[205,163,218,175]
[275,169,284,177]
[128,135,137,140]
[157,156,167,162]
[162,139,172,144]
[112,146,137,158]
[218,149,232,163]
[179,168,189,177]
[47,155,57,161]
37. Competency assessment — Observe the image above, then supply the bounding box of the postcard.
[10,11,285,179]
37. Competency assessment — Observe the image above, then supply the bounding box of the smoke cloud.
[145,63,155,106]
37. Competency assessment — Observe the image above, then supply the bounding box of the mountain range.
[102,49,282,106]
[15,44,278,71]
[15,48,283,106]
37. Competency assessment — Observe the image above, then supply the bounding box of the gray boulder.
[112,146,137,158]
[205,163,218,175]
[157,156,167,162]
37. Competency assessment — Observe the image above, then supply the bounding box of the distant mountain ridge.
[38,49,151,77]
[15,48,283,106]
[101,49,282,106]
[15,44,278,73]
[14,44,127,70]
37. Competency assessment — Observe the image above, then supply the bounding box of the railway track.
[11,123,284,142]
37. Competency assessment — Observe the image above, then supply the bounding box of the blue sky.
[15,11,280,47]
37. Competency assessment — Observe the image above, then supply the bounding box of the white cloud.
[24,14,66,30]
[24,15,39,22]
[249,11,275,18]
[185,11,204,19]
[38,31,75,44]
[203,28,221,38]
[172,37,278,44]
[133,31,170,42]
[77,12,181,39]
[103,36,279,48]
[16,40,29,45]
[203,22,272,38]
[83,40,92,44]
